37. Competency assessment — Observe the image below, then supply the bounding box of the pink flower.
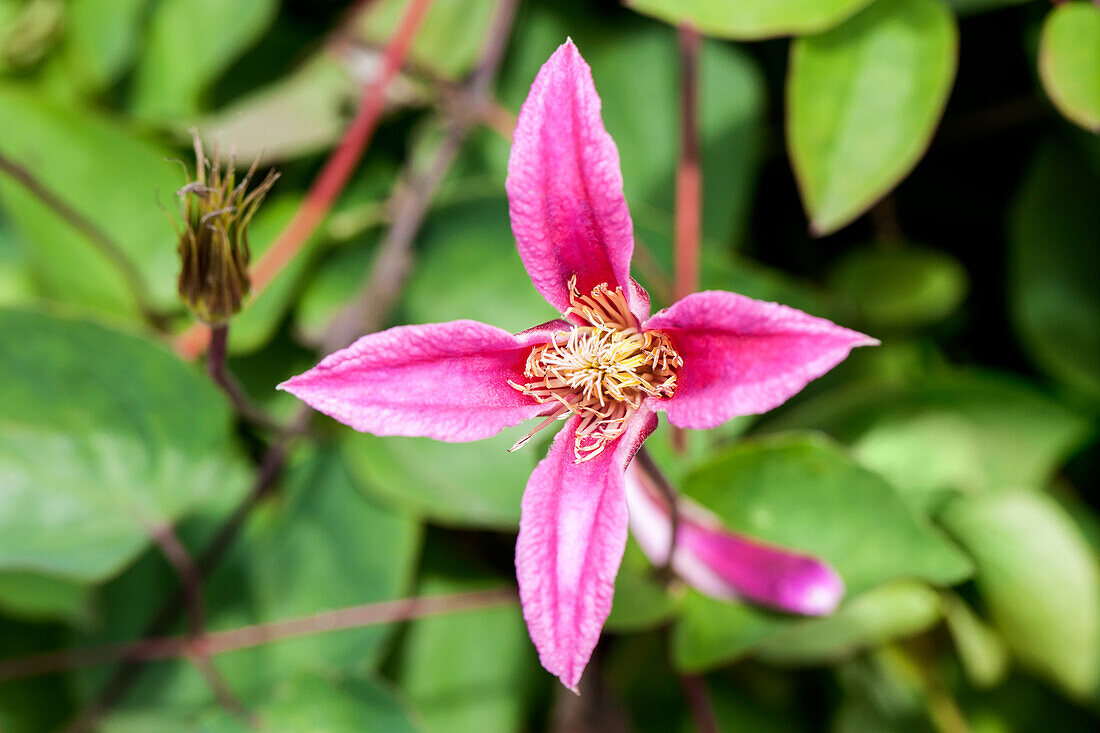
[280,40,876,691]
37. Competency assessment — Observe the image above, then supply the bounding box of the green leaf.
[342,425,536,529]
[765,372,1091,501]
[75,443,421,710]
[672,432,971,671]
[1009,140,1100,404]
[828,246,968,329]
[399,563,534,733]
[60,0,151,92]
[0,571,89,623]
[355,0,498,80]
[130,0,279,120]
[787,0,958,234]
[626,0,875,40]
[0,309,249,584]
[606,538,681,632]
[940,491,1100,698]
[1039,2,1100,133]
[946,0,1029,14]
[0,85,181,317]
[754,580,942,665]
[941,591,1009,688]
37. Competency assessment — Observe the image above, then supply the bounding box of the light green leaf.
[75,443,421,710]
[765,372,1091,500]
[673,432,971,671]
[947,0,1029,14]
[400,568,533,733]
[941,591,1009,688]
[1039,2,1100,133]
[354,0,498,80]
[788,0,958,234]
[342,425,536,529]
[940,491,1100,698]
[606,537,681,631]
[0,309,249,584]
[828,246,968,329]
[626,0,875,40]
[1009,140,1100,404]
[130,0,279,120]
[0,85,181,317]
[754,580,942,665]
[61,0,150,92]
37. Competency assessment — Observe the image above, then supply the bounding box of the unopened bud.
[175,132,277,324]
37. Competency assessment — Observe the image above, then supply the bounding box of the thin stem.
[0,588,517,683]
[173,0,437,360]
[146,522,205,639]
[635,447,680,580]
[679,674,718,733]
[206,323,280,430]
[0,150,164,329]
[671,25,701,454]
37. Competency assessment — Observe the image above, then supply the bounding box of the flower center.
[509,277,682,462]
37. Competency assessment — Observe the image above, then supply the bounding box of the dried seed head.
[175,131,278,324]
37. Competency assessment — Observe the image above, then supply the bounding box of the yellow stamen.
[510,276,682,462]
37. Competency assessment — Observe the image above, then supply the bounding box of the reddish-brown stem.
[146,522,205,639]
[206,323,280,429]
[0,588,517,682]
[672,25,701,453]
[679,674,718,733]
[173,0,436,360]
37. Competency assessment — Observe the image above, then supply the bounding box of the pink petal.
[624,464,844,615]
[506,39,648,321]
[643,291,877,429]
[278,320,555,442]
[516,409,657,690]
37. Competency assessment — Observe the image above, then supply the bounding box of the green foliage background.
[1,0,1098,730]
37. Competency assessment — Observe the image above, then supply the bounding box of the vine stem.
[172,0,437,360]
[671,25,701,453]
[679,674,718,733]
[0,589,517,683]
[0,150,163,329]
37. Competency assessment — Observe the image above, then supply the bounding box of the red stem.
[173,0,436,359]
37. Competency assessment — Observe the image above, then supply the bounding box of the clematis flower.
[280,40,876,691]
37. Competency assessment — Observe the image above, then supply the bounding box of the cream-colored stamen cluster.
[509,277,682,462]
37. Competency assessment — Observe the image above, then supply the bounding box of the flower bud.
[175,133,277,324]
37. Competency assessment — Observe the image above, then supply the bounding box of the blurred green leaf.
[60,0,151,92]
[399,562,533,733]
[1038,2,1100,133]
[765,372,1092,501]
[788,0,957,235]
[1009,140,1100,404]
[193,53,358,163]
[0,84,180,317]
[131,0,279,120]
[0,620,74,732]
[76,443,421,711]
[606,537,681,632]
[0,571,89,623]
[829,246,968,329]
[342,425,536,529]
[755,580,941,665]
[940,491,1100,699]
[946,0,1029,14]
[355,0,498,80]
[0,309,249,584]
[941,591,1009,689]
[672,432,971,671]
[626,0,875,39]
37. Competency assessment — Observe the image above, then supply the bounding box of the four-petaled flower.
[280,40,876,691]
